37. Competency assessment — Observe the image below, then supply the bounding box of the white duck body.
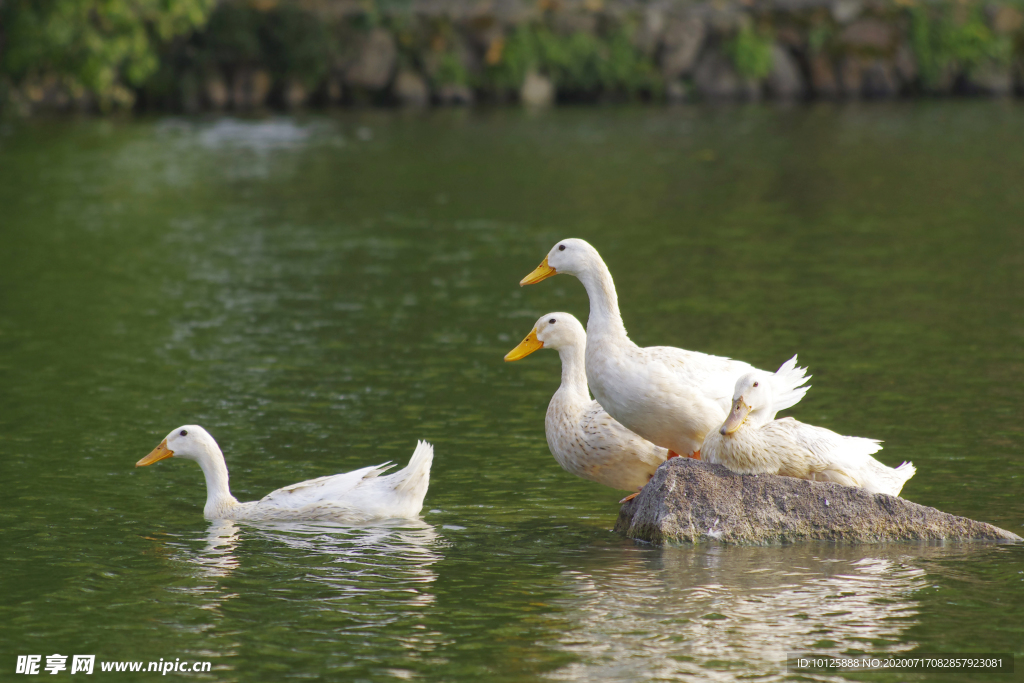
[137,426,433,521]
[522,239,810,457]
[505,313,668,491]
[701,373,915,497]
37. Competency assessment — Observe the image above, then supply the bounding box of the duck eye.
[752,382,759,388]
[180,429,188,437]
[558,244,566,251]
[549,318,556,324]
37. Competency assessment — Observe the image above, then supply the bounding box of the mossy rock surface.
[615,458,1021,545]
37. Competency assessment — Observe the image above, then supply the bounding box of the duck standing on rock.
[520,238,810,460]
[136,426,434,521]
[701,373,915,497]
[505,312,668,493]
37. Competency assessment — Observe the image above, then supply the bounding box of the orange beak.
[520,256,557,286]
[137,439,174,467]
[720,398,751,435]
[504,327,544,361]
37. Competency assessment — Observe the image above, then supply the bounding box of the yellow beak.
[137,439,175,467]
[720,398,751,435]
[520,256,557,286]
[504,328,544,362]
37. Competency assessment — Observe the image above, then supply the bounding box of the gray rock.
[519,71,554,107]
[990,5,1024,35]
[703,5,744,34]
[393,71,430,107]
[23,75,70,109]
[180,73,201,114]
[969,63,1013,97]
[809,53,839,98]
[437,83,474,105]
[204,74,229,110]
[632,5,666,56]
[283,80,308,108]
[488,0,538,25]
[664,79,690,104]
[862,59,898,98]
[694,49,759,101]
[766,43,806,100]
[232,69,271,109]
[326,77,344,104]
[839,18,895,52]
[839,55,864,97]
[615,458,1021,545]
[831,0,863,24]
[555,10,598,36]
[773,23,804,49]
[920,63,957,95]
[661,16,707,79]
[345,29,397,90]
[894,43,918,86]
[839,56,898,98]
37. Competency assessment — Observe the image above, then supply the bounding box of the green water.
[1,104,1022,682]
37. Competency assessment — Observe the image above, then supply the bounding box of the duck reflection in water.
[168,518,442,605]
[539,543,974,682]
[194,519,243,577]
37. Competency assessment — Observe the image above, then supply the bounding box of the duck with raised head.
[520,238,810,460]
[505,312,668,493]
[701,373,915,496]
[136,426,433,521]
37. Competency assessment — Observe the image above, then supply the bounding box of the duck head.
[504,312,586,361]
[720,373,774,435]
[520,238,600,285]
[137,425,218,467]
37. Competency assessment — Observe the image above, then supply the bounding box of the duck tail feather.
[395,440,433,493]
[895,461,916,484]
[768,354,811,413]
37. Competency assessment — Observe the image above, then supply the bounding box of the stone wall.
[13,0,1024,112]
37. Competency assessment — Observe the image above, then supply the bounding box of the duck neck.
[746,403,774,429]
[196,443,239,518]
[556,343,591,407]
[579,259,628,343]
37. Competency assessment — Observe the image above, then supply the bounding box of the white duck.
[521,238,810,458]
[136,426,433,521]
[505,312,668,492]
[702,373,915,496]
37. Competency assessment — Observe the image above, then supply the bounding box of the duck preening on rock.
[702,373,915,497]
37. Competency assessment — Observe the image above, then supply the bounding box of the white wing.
[257,462,396,510]
[763,418,915,495]
[643,345,755,412]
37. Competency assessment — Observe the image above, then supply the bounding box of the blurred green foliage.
[2,0,1023,111]
[484,23,659,99]
[909,3,1014,87]
[0,0,214,108]
[727,23,774,80]
[432,51,471,87]
[195,2,333,86]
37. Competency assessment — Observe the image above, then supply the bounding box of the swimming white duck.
[136,426,433,521]
[521,238,810,458]
[505,312,669,492]
[701,373,915,496]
